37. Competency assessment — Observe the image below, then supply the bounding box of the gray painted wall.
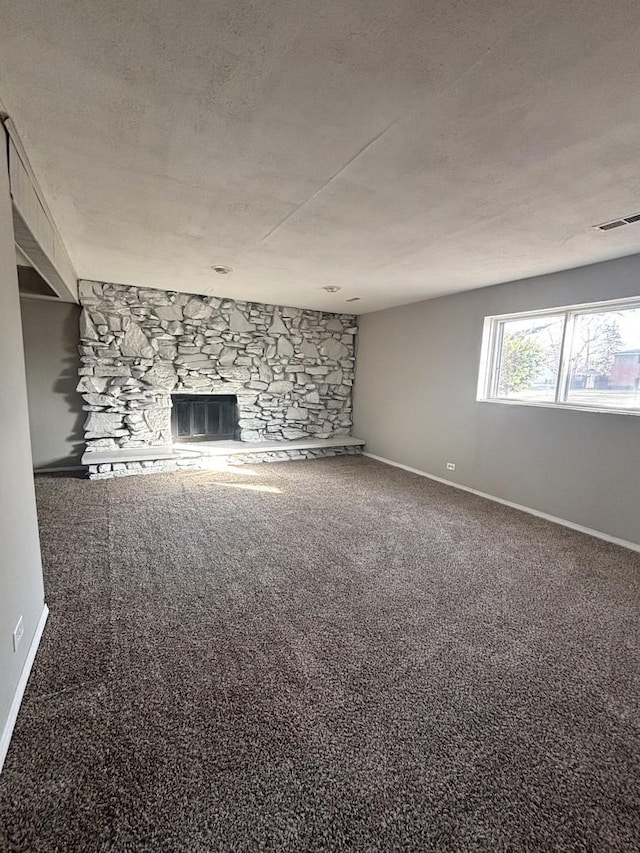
[354,254,640,547]
[20,298,83,469]
[0,139,45,748]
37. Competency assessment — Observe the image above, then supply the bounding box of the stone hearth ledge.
[82,436,365,466]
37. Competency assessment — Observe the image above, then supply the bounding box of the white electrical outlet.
[13,616,24,652]
[446,462,456,471]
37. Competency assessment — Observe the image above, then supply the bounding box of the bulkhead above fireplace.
[171,394,238,442]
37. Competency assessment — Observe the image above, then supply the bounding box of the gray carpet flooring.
[1,456,639,851]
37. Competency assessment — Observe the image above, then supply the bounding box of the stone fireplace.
[78,280,361,477]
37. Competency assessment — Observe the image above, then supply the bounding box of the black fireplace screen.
[171,395,238,442]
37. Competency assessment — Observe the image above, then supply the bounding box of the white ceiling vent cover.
[4,118,78,302]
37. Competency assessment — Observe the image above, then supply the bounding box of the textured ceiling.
[2,1,640,312]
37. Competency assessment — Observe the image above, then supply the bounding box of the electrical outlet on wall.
[446,462,456,471]
[13,616,24,652]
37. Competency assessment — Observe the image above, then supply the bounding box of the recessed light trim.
[322,285,341,293]
[211,264,232,274]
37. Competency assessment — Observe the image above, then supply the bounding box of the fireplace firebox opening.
[171,394,239,442]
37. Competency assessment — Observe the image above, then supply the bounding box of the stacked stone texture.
[78,280,357,459]
[87,446,363,480]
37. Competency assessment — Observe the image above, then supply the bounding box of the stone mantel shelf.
[82,436,365,466]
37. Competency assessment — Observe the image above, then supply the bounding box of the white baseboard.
[0,604,49,773]
[363,453,640,554]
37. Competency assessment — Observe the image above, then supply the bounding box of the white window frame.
[477,295,640,416]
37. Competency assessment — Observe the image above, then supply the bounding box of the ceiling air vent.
[595,213,640,231]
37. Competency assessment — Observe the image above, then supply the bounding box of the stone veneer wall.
[78,280,357,456]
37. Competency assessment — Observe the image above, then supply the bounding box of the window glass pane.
[495,315,564,401]
[565,306,640,410]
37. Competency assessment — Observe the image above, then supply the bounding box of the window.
[478,297,640,414]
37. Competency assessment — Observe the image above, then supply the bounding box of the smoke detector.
[211,264,232,274]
